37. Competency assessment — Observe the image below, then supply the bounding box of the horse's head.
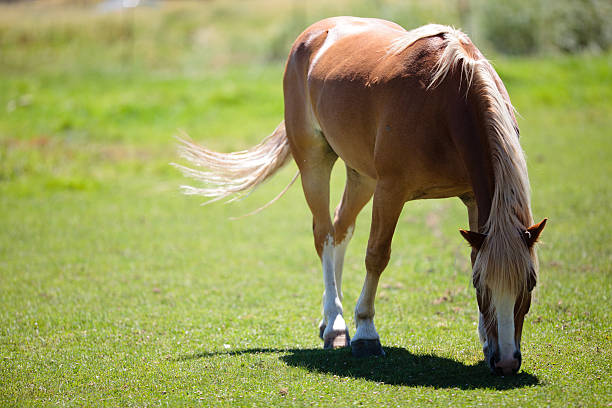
[460,218,547,375]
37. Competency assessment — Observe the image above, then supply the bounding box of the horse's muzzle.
[485,345,522,376]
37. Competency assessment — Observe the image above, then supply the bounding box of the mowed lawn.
[1,3,611,407]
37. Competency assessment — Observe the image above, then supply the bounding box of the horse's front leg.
[460,193,488,351]
[351,181,405,357]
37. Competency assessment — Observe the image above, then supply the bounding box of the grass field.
[1,1,611,406]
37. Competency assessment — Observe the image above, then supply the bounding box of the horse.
[173,17,547,376]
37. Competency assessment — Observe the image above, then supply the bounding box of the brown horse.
[174,17,547,376]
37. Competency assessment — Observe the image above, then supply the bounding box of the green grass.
[1,2,611,407]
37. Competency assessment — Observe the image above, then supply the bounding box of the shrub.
[479,0,612,54]
[543,0,612,53]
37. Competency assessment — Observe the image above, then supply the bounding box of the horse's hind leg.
[318,166,376,339]
[351,179,406,357]
[333,167,376,304]
[289,125,351,348]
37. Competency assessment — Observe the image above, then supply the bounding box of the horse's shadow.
[177,346,539,390]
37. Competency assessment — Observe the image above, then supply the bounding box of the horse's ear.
[459,229,486,250]
[524,218,547,248]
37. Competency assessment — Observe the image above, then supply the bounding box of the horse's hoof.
[351,338,385,357]
[323,329,350,349]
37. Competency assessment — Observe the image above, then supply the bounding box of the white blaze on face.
[494,290,517,361]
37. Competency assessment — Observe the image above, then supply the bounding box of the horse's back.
[283,17,474,199]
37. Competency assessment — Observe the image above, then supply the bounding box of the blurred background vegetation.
[1,0,611,77]
[1,0,610,196]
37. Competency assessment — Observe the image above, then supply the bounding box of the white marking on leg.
[351,272,380,342]
[494,290,516,361]
[333,225,354,302]
[321,235,347,340]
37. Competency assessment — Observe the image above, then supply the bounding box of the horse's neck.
[449,93,495,232]
[463,80,528,233]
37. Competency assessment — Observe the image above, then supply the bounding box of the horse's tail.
[172,121,297,212]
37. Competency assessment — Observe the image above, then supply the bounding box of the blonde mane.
[387,24,456,55]
[424,28,536,296]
